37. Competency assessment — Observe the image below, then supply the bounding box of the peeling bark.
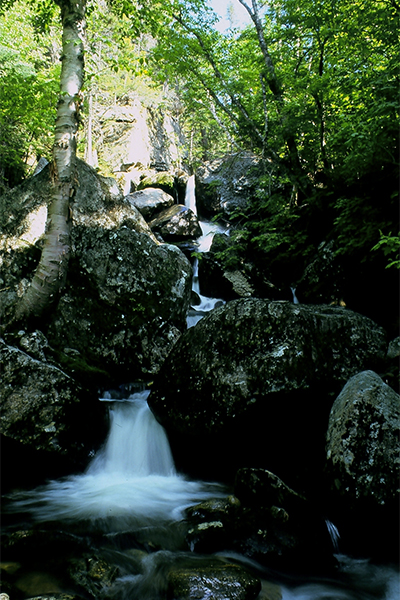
[13,0,86,324]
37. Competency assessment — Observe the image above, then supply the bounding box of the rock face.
[148,298,387,483]
[1,160,193,382]
[0,336,105,484]
[95,94,187,195]
[326,370,400,507]
[195,152,263,218]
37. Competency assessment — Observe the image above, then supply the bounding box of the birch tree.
[12,0,86,324]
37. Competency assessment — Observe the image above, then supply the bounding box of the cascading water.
[184,174,227,327]
[7,390,225,527]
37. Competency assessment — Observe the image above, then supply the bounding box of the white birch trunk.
[14,0,86,322]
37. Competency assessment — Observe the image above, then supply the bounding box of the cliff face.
[87,92,188,194]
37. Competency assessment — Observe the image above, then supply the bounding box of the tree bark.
[237,0,307,196]
[14,0,86,323]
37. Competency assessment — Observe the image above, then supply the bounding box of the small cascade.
[325,519,341,553]
[291,287,299,304]
[184,175,226,327]
[7,391,225,527]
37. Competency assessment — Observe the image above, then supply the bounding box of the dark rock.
[1,160,193,382]
[325,371,400,559]
[148,298,387,485]
[125,187,175,220]
[0,338,105,483]
[195,152,263,219]
[326,370,400,508]
[149,205,202,241]
[167,560,261,600]
[46,226,191,380]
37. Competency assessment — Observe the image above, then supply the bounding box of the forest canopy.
[0,0,399,271]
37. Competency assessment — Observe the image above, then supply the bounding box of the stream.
[3,391,398,599]
[1,178,398,599]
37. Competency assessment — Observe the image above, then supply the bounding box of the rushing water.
[2,178,398,599]
[7,391,225,528]
[4,391,399,599]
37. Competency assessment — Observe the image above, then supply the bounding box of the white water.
[184,174,197,215]
[8,391,225,526]
[184,175,226,327]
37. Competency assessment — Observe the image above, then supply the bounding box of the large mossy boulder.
[148,298,387,485]
[325,370,400,558]
[0,160,192,382]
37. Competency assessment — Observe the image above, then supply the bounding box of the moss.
[55,350,111,388]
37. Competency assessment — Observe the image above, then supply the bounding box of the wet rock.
[126,187,175,220]
[149,205,202,241]
[186,497,241,553]
[149,298,387,484]
[167,560,261,600]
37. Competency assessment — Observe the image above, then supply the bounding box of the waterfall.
[7,391,225,527]
[325,519,340,553]
[184,175,227,327]
[185,174,197,215]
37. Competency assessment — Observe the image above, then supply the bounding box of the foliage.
[371,230,400,269]
[0,0,60,188]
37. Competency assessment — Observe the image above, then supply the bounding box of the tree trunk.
[14,0,86,323]
[237,0,308,197]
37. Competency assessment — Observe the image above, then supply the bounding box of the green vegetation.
[0,0,398,276]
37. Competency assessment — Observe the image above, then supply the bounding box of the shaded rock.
[47,227,192,380]
[234,468,305,509]
[0,338,105,483]
[148,298,387,484]
[149,205,202,241]
[325,370,400,560]
[186,497,241,553]
[195,152,263,219]
[231,469,334,571]
[326,370,400,506]
[167,560,261,600]
[387,336,400,360]
[125,187,175,220]
[1,159,193,382]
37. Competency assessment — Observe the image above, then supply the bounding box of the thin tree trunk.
[13,0,85,324]
[237,0,307,196]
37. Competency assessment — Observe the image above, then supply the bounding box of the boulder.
[136,170,176,197]
[149,205,202,241]
[125,187,175,220]
[326,370,400,506]
[325,370,400,559]
[148,298,387,484]
[47,226,192,380]
[1,159,193,382]
[0,337,105,486]
[167,560,261,600]
[195,152,263,218]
